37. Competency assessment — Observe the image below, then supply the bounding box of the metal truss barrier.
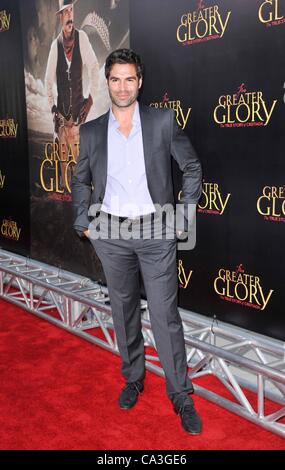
[0,248,284,438]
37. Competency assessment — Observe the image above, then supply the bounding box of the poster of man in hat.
[45,0,99,192]
[20,0,129,278]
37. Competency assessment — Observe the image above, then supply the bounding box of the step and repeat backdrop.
[0,0,30,256]
[131,0,285,340]
[0,0,284,340]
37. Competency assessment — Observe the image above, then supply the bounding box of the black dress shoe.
[118,381,144,409]
[173,395,202,435]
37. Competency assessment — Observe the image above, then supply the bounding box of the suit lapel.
[139,104,153,181]
[95,110,109,189]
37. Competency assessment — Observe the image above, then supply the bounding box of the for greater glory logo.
[150,93,191,130]
[40,141,78,193]
[198,182,231,215]
[177,2,231,45]
[213,84,277,127]
[214,265,274,311]
[1,219,21,241]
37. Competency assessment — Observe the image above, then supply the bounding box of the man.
[71,49,203,434]
[45,0,99,192]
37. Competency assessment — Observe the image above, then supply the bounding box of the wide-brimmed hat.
[56,0,77,15]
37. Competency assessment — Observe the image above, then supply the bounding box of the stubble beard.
[109,90,139,109]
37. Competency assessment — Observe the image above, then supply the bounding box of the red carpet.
[0,299,284,450]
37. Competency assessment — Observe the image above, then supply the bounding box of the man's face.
[107,63,142,109]
[60,5,74,36]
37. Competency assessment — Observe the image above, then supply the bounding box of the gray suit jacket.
[71,104,202,234]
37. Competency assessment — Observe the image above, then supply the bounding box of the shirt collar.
[109,101,141,130]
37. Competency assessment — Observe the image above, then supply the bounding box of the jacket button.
[99,197,102,202]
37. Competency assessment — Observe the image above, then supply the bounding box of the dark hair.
[105,48,144,79]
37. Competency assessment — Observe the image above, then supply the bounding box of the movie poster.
[20,0,129,279]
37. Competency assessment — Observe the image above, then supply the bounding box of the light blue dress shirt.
[101,102,155,217]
